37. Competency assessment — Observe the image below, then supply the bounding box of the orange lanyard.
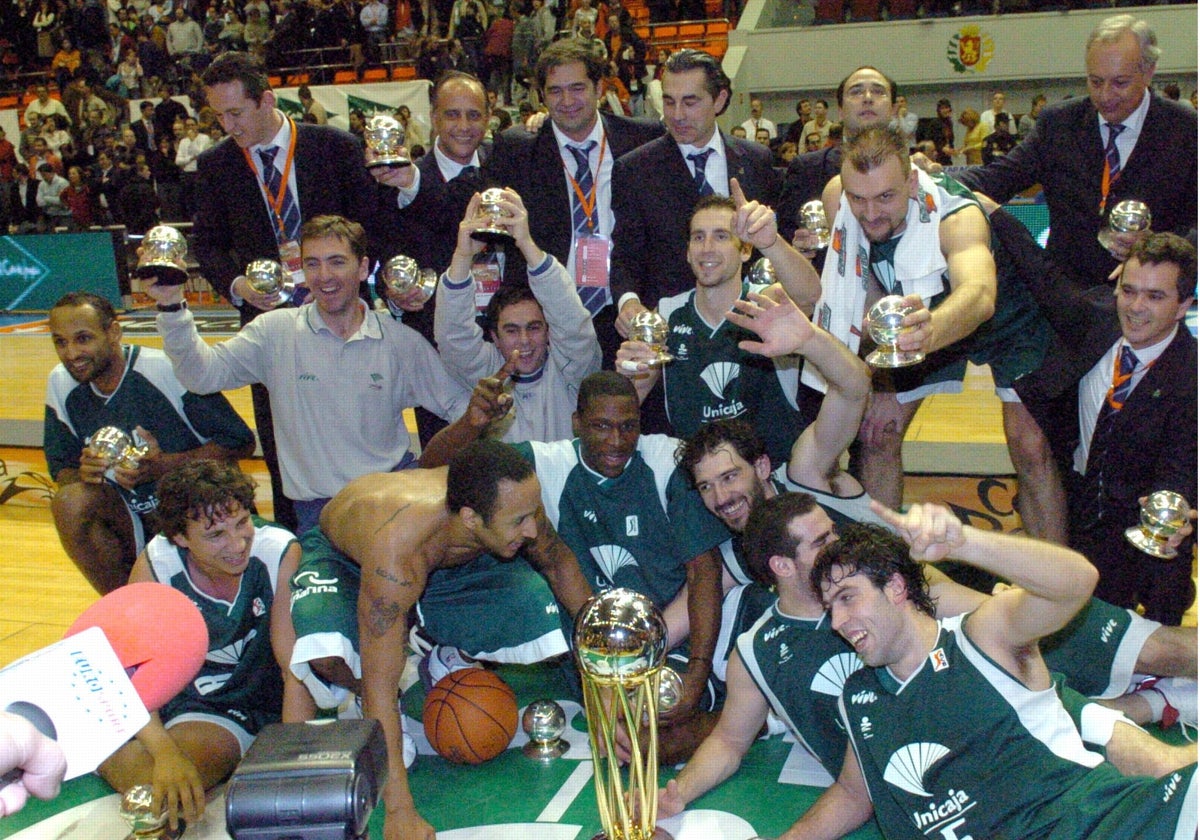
[562,133,607,234]
[242,116,298,239]
[1105,344,1152,411]
[1098,156,1115,216]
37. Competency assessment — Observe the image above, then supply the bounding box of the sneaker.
[417,644,481,692]
[1135,676,1198,729]
[401,717,417,769]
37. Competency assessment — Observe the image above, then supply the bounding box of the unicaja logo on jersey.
[591,544,638,582]
[700,362,741,399]
[810,652,862,696]
[885,742,950,796]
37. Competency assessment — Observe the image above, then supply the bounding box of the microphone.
[0,583,208,784]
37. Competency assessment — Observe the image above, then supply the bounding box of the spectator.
[740,96,776,140]
[114,47,145,96]
[60,164,93,228]
[39,114,72,156]
[801,98,831,145]
[929,96,955,165]
[32,0,57,62]
[297,85,327,124]
[1018,93,1045,139]
[243,6,273,57]
[979,89,1005,133]
[889,93,917,148]
[482,6,514,104]
[958,106,983,165]
[152,133,184,220]
[50,35,82,91]
[35,161,71,227]
[24,84,71,128]
[166,7,204,67]
[981,112,1016,165]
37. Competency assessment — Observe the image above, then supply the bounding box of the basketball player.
[288,439,592,840]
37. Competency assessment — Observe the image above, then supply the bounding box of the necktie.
[687,149,714,197]
[1103,122,1126,185]
[259,145,304,302]
[566,140,607,315]
[455,164,480,180]
[1096,344,1138,427]
[258,146,301,242]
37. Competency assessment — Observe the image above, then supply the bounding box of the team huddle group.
[41,10,1197,840]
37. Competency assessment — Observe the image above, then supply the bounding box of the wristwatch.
[156,300,187,313]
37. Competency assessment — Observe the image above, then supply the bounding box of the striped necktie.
[688,149,715,197]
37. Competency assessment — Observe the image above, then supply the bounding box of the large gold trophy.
[574,588,673,840]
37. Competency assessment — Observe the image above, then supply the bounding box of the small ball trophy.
[574,588,674,840]
[119,784,184,839]
[87,426,149,473]
[656,667,682,715]
[865,295,925,368]
[1124,490,1190,559]
[799,200,832,249]
[746,257,775,286]
[364,114,411,169]
[628,311,674,367]
[135,225,189,286]
[382,254,439,303]
[522,699,569,761]
[1098,200,1151,253]
[244,258,293,303]
[470,188,516,245]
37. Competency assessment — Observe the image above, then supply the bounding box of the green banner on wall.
[0,233,122,312]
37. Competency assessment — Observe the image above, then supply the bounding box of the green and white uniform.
[44,344,254,545]
[659,282,801,466]
[289,528,567,710]
[842,613,1197,840]
[739,605,861,774]
[1043,597,1161,700]
[146,518,294,752]
[513,436,728,608]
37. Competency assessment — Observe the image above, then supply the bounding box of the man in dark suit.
[776,65,898,245]
[1016,233,1196,625]
[131,100,158,156]
[487,40,663,363]
[373,70,491,446]
[610,49,778,333]
[191,51,385,531]
[955,15,1197,290]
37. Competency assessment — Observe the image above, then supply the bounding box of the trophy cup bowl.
[747,257,776,286]
[628,311,674,367]
[1098,199,1151,252]
[574,589,672,840]
[522,698,569,760]
[470,188,516,245]
[364,114,411,169]
[135,225,189,286]
[244,258,293,303]
[120,783,184,839]
[656,667,683,715]
[382,255,438,302]
[1124,490,1190,559]
[865,295,925,368]
[799,200,832,249]
[87,426,148,471]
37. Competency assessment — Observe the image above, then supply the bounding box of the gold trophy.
[244,258,294,303]
[470,188,516,245]
[382,254,439,303]
[574,588,674,840]
[865,295,925,368]
[364,114,412,169]
[628,311,674,367]
[135,225,189,286]
[1125,490,1190,559]
[746,257,775,286]
[119,784,184,839]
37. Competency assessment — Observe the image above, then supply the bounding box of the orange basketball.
[423,669,518,765]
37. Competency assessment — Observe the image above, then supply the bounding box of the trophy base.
[366,157,412,169]
[523,739,568,761]
[135,264,189,287]
[589,828,674,840]
[1124,526,1179,559]
[123,818,185,839]
[865,347,924,368]
[470,228,515,245]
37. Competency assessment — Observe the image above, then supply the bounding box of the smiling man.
[486,40,663,363]
[433,187,600,441]
[44,292,255,594]
[954,15,1196,289]
[149,216,471,534]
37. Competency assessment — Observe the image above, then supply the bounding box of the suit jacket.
[131,119,157,155]
[486,112,663,281]
[1015,275,1197,537]
[955,94,1197,289]
[776,144,842,243]
[610,131,779,310]
[192,122,382,323]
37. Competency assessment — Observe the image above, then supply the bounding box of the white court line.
[537,760,594,823]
